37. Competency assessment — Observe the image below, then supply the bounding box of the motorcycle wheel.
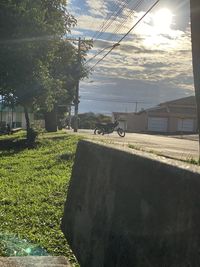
[117,128,125,137]
[94,128,102,135]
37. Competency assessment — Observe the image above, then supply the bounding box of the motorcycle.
[94,120,125,137]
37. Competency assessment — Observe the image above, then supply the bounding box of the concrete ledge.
[0,256,71,267]
[62,140,200,267]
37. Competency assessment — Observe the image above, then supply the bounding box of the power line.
[106,0,145,42]
[92,0,124,39]
[93,0,132,41]
[118,0,159,44]
[86,0,109,34]
[85,0,144,67]
[85,43,120,64]
[92,0,120,39]
[89,0,160,71]
[80,96,152,104]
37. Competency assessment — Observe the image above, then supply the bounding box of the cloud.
[79,75,194,113]
[84,18,193,91]
[85,0,108,17]
[68,0,194,113]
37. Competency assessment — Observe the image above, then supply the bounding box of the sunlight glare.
[153,8,173,33]
[141,8,176,49]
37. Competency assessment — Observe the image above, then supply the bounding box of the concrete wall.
[61,141,200,267]
[126,113,147,132]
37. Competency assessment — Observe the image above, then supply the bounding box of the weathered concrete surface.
[62,140,200,267]
[0,256,71,267]
[68,129,199,161]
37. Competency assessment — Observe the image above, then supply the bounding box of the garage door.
[148,117,168,132]
[177,119,194,132]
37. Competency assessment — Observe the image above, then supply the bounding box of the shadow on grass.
[0,138,37,156]
[59,152,75,161]
[46,135,71,141]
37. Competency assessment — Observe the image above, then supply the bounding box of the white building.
[0,104,34,129]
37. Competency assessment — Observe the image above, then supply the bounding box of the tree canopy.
[0,0,90,133]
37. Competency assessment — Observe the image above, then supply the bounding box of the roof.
[137,106,165,114]
[147,107,169,114]
[112,112,135,116]
[112,96,197,117]
[137,96,197,114]
[159,96,196,107]
[112,112,135,120]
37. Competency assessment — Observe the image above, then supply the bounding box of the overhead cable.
[93,0,132,41]
[89,0,160,71]
[92,0,121,39]
[87,0,145,66]
[80,96,152,104]
[85,43,120,64]
[105,0,145,42]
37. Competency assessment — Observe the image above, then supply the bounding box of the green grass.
[128,144,142,151]
[184,157,200,166]
[0,131,82,265]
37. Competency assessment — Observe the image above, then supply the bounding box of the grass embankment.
[0,131,81,265]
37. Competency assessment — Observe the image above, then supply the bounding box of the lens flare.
[153,8,173,33]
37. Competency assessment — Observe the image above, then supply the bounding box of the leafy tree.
[0,0,81,137]
[34,39,92,132]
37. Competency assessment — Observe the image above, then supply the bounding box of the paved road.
[69,129,199,162]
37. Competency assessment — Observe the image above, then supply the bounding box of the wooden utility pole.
[73,37,81,132]
[190,0,200,162]
[135,101,138,113]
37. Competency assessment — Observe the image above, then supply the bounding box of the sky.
[67,0,194,114]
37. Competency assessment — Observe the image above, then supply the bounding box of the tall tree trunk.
[190,0,200,162]
[44,108,57,132]
[24,106,30,138]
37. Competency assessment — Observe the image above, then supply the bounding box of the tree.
[31,38,91,132]
[0,0,78,137]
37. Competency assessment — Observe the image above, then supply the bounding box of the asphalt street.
[68,129,199,162]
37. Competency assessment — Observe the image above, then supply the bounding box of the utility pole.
[190,0,200,162]
[73,37,81,132]
[135,101,138,113]
[72,37,92,132]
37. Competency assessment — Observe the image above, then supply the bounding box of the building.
[0,104,34,129]
[112,96,198,133]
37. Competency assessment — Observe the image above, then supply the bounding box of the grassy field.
[0,131,81,266]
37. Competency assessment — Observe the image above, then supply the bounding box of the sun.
[137,7,177,49]
[153,8,173,33]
